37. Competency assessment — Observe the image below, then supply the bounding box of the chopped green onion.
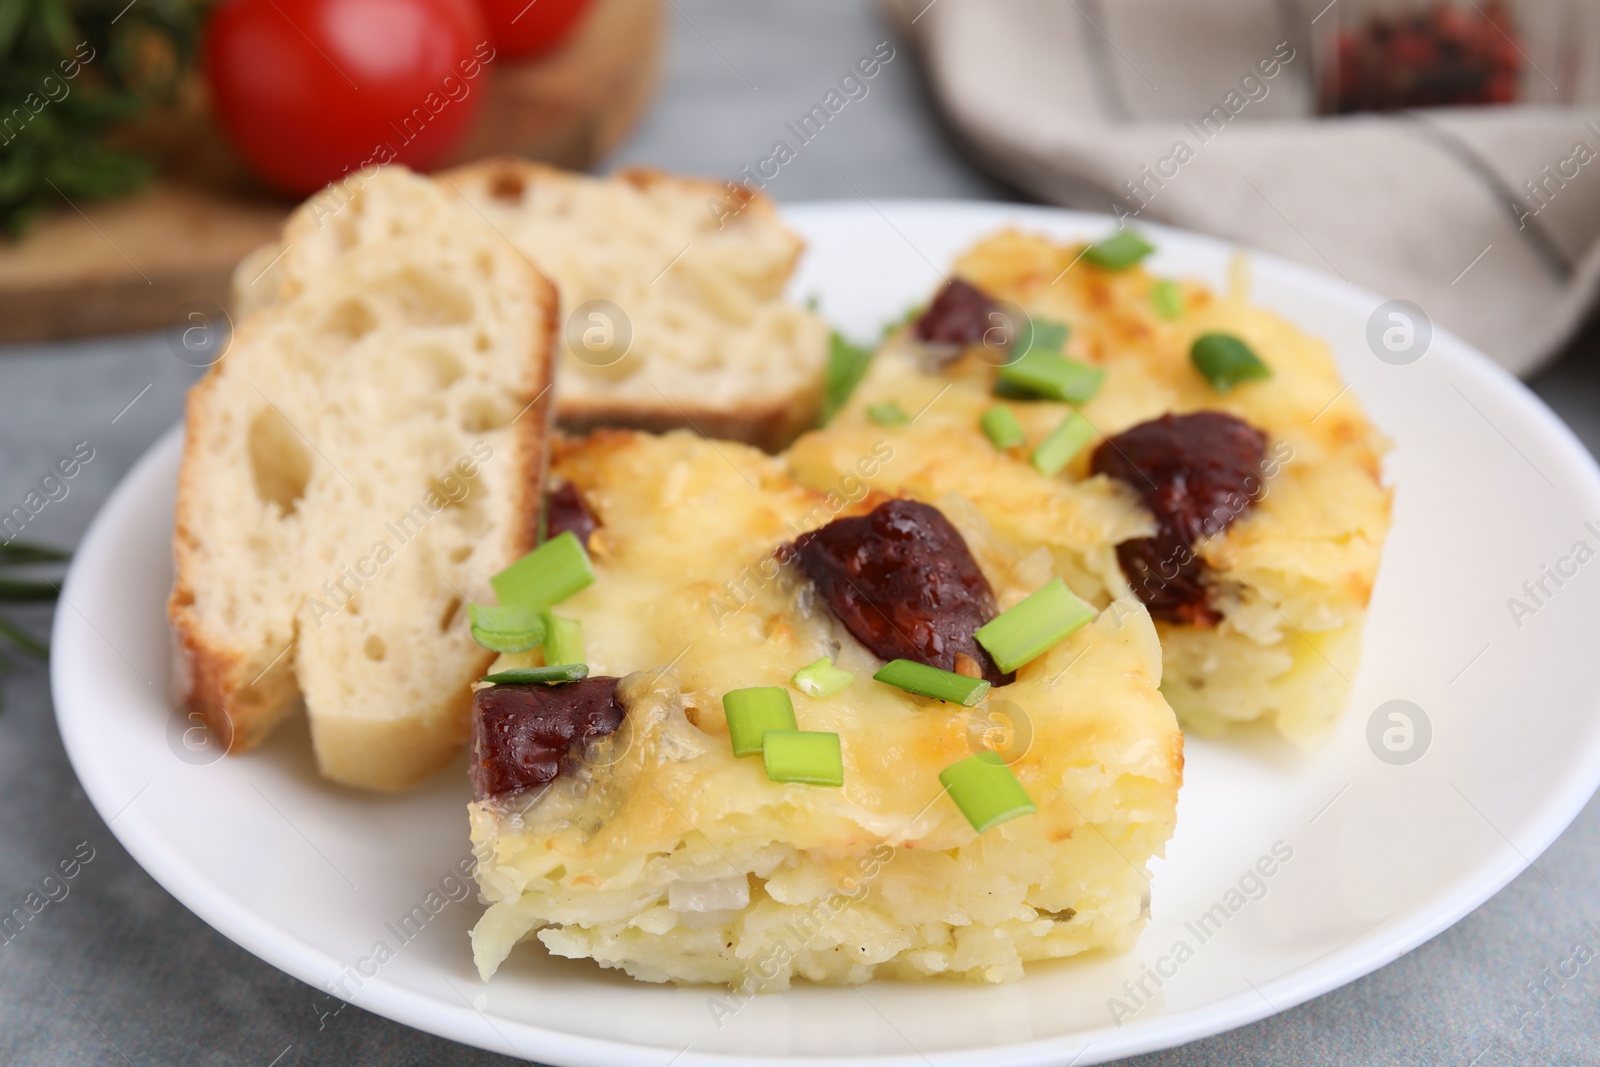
[1082,230,1155,271]
[792,657,855,698]
[1151,279,1184,320]
[762,730,844,786]
[873,659,990,706]
[723,686,798,757]
[468,603,546,653]
[1030,413,1097,476]
[481,663,589,685]
[980,404,1026,450]
[541,612,584,666]
[996,352,1104,405]
[866,401,911,426]
[822,331,874,424]
[974,578,1096,673]
[1016,317,1069,357]
[1191,333,1272,393]
[939,751,1038,833]
[490,531,595,610]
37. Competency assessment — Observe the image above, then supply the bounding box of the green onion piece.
[974,578,1096,673]
[980,404,1026,450]
[873,659,990,706]
[1016,317,1069,357]
[468,603,546,653]
[1031,413,1097,476]
[541,612,584,666]
[723,686,798,757]
[792,657,855,699]
[822,331,874,424]
[481,663,589,685]
[1151,279,1184,320]
[490,531,595,610]
[1082,230,1155,271]
[1191,333,1271,392]
[996,352,1104,405]
[866,401,911,426]
[939,751,1038,833]
[762,730,844,786]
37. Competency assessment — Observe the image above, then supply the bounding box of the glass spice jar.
[1310,0,1600,112]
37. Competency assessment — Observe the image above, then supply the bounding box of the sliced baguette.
[171,166,557,791]
[235,160,829,452]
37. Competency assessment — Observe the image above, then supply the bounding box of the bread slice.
[170,166,558,791]
[234,160,829,452]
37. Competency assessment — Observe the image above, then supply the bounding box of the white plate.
[53,202,1600,1066]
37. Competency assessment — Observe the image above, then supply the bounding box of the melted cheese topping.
[788,230,1392,742]
[469,430,1181,986]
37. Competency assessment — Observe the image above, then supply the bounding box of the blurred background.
[3,1,1600,1064]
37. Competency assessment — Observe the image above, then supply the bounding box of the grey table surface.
[3,3,1599,1065]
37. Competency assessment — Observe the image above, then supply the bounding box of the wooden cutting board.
[0,0,662,344]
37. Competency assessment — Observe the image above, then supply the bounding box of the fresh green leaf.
[821,332,873,424]
[0,0,203,236]
[0,0,32,58]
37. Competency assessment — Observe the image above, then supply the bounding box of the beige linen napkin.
[893,0,1600,375]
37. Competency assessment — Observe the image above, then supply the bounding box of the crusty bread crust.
[307,267,555,790]
[171,167,559,789]
[307,311,556,790]
[445,159,822,452]
[234,160,825,454]
[556,391,819,454]
[169,310,305,754]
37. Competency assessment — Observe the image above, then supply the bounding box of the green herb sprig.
[0,0,204,237]
[0,541,67,708]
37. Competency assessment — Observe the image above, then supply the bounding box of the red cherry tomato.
[476,0,592,59]
[204,0,492,195]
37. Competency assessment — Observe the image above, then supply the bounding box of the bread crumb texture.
[170,167,555,790]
